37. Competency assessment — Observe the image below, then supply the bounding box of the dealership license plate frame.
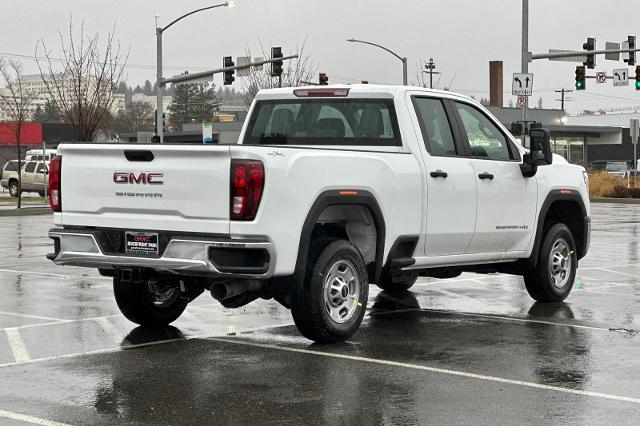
[125,231,159,257]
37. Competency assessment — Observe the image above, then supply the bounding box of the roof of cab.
[254,84,476,103]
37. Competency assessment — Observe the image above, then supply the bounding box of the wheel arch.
[293,189,386,286]
[528,189,589,268]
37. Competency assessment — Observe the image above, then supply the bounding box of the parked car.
[590,160,631,177]
[25,149,57,162]
[47,85,591,343]
[0,160,20,197]
[0,160,49,197]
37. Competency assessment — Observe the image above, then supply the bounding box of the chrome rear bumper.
[48,228,275,279]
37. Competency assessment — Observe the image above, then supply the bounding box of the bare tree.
[0,59,39,208]
[36,18,128,141]
[242,39,317,106]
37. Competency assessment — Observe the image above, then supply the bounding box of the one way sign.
[512,73,534,96]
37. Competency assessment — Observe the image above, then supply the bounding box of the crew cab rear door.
[58,144,231,235]
[448,100,537,254]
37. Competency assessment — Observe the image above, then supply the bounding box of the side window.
[36,163,46,173]
[454,102,512,161]
[25,162,36,173]
[413,97,457,156]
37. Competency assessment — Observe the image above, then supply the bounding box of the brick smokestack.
[489,61,503,107]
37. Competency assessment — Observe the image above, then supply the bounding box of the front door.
[449,101,537,254]
[410,96,478,257]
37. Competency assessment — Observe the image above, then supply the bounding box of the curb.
[590,197,640,205]
[0,207,52,217]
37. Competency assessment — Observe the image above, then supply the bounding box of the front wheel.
[523,223,577,303]
[113,277,188,327]
[9,181,19,198]
[291,239,369,343]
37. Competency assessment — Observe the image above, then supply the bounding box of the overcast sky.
[2,0,640,114]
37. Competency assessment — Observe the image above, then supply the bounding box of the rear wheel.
[113,277,188,327]
[8,181,18,198]
[523,223,577,303]
[291,239,368,343]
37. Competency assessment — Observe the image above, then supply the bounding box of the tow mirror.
[529,128,553,165]
[520,128,552,178]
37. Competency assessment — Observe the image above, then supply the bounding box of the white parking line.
[0,409,70,426]
[417,308,616,332]
[0,310,67,323]
[210,337,640,405]
[5,328,31,362]
[0,268,69,278]
[0,314,122,333]
[94,317,123,346]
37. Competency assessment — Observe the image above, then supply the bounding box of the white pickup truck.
[47,85,590,343]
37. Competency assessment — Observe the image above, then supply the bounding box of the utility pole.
[521,0,529,147]
[423,58,440,89]
[555,88,573,111]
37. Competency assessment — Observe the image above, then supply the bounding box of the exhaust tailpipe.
[210,280,263,301]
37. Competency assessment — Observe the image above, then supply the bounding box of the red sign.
[517,96,527,108]
[0,122,43,145]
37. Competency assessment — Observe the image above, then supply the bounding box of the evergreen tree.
[33,100,62,123]
[143,80,153,95]
[537,97,543,109]
[168,82,219,130]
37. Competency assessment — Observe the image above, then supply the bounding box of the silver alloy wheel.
[324,259,360,324]
[146,280,179,307]
[9,182,18,197]
[549,238,572,289]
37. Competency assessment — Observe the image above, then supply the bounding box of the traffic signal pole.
[521,0,529,147]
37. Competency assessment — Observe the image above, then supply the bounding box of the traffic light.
[627,35,636,67]
[271,46,283,77]
[319,72,329,85]
[583,37,596,69]
[510,122,523,135]
[223,56,235,85]
[575,65,586,91]
[635,65,640,90]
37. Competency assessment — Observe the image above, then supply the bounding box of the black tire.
[523,223,577,303]
[113,277,188,327]
[291,239,369,343]
[8,181,18,198]
[38,191,46,197]
[376,272,418,291]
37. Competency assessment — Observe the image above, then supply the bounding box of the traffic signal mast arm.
[161,54,299,86]
[531,47,640,61]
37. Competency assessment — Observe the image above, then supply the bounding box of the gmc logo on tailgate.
[113,172,164,185]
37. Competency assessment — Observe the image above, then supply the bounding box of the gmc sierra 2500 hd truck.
[47,85,590,343]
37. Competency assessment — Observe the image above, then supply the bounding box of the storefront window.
[552,137,585,166]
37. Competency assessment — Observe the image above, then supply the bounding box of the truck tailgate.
[57,144,231,235]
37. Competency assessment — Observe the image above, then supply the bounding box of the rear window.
[244,99,401,146]
[3,162,18,172]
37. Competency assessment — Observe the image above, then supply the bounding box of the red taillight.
[49,156,61,212]
[230,160,264,221]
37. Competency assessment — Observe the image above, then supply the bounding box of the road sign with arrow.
[512,73,534,96]
[613,68,629,87]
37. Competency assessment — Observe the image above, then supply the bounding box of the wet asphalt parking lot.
[1,203,640,424]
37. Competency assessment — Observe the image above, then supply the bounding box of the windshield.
[244,99,401,146]
[606,162,629,172]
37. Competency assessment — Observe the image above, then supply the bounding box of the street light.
[156,2,230,143]
[346,38,407,85]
